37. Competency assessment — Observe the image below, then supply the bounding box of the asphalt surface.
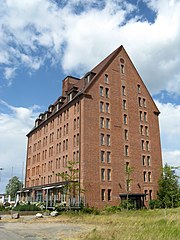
[0,215,93,240]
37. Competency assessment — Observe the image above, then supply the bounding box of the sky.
[0,0,180,193]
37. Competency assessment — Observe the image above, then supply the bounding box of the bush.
[103,205,122,213]
[149,199,162,209]
[13,203,41,211]
[81,207,100,215]
[120,200,134,210]
[0,204,5,211]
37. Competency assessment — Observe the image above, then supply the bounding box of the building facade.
[22,46,162,209]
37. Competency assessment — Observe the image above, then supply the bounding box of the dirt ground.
[0,214,95,240]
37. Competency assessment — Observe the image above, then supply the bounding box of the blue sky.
[0,0,180,192]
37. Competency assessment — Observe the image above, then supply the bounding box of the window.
[77,117,79,129]
[149,190,152,200]
[105,88,109,98]
[100,134,105,145]
[142,155,146,166]
[148,172,152,182]
[106,103,110,113]
[107,151,111,163]
[104,74,109,84]
[124,129,128,140]
[101,151,105,162]
[107,169,111,181]
[143,98,146,107]
[137,84,141,93]
[140,125,143,135]
[100,86,103,97]
[123,114,127,124]
[74,119,76,130]
[143,171,147,182]
[144,190,148,201]
[144,112,147,122]
[106,118,110,129]
[100,101,104,112]
[140,111,142,121]
[125,145,129,156]
[100,117,104,129]
[73,135,76,147]
[101,169,105,181]
[123,100,127,110]
[120,64,125,74]
[145,126,149,137]
[141,140,145,150]
[138,97,142,107]
[108,189,112,201]
[77,134,79,146]
[146,141,149,151]
[122,86,126,96]
[107,135,110,146]
[101,189,105,201]
[125,162,129,172]
[147,156,151,166]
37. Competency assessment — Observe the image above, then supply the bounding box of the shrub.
[103,205,122,213]
[81,207,100,215]
[13,203,41,211]
[149,199,161,209]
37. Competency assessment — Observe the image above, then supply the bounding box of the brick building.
[21,45,162,209]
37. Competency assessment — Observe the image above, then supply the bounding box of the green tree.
[157,164,180,208]
[5,176,23,199]
[57,161,84,207]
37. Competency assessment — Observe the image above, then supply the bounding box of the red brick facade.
[24,46,162,209]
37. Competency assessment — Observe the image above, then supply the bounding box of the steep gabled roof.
[83,45,123,93]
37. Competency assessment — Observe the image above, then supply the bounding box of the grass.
[55,207,180,240]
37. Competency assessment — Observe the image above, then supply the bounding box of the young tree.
[57,161,84,207]
[5,176,23,199]
[157,164,180,208]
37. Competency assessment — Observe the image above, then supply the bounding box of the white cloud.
[0,100,41,193]
[3,67,16,85]
[0,0,179,96]
[155,100,180,167]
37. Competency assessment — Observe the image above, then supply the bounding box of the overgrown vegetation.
[13,203,41,211]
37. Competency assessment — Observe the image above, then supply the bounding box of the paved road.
[0,217,93,240]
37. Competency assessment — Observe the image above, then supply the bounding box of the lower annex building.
[21,46,162,209]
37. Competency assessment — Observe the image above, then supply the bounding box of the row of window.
[138,97,146,108]
[142,155,151,166]
[31,102,80,142]
[141,140,150,151]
